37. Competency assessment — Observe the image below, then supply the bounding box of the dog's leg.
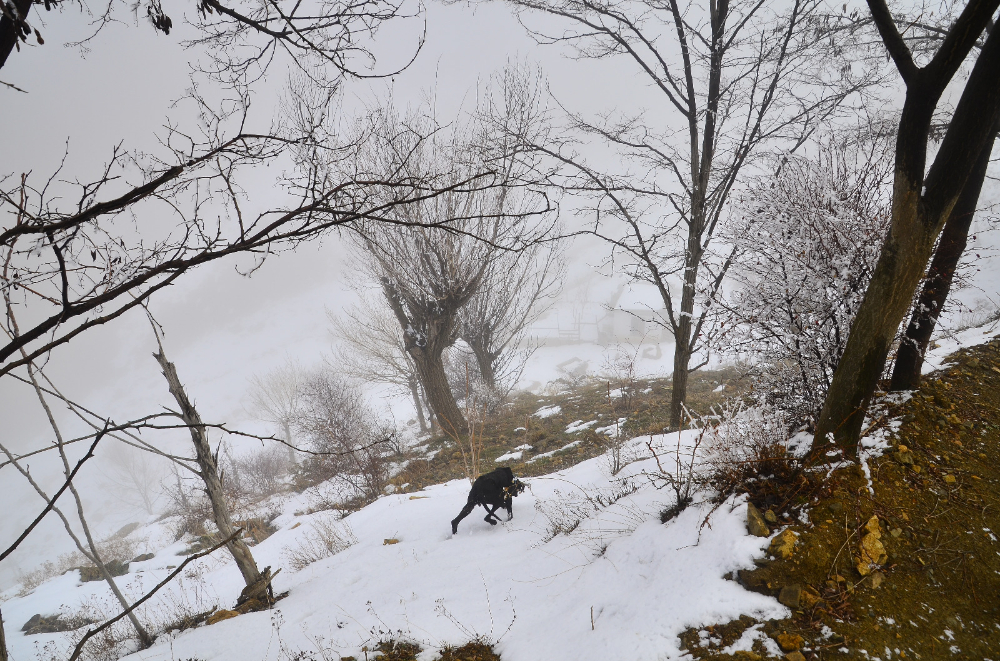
[451,500,476,534]
[483,504,500,525]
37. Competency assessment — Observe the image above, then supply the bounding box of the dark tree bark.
[814,0,1000,456]
[0,0,32,71]
[152,342,265,590]
[890,129,997,390]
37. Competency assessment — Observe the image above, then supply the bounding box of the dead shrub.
[284,513,357,571]
[700,404,801,511]
[294,367,397,502]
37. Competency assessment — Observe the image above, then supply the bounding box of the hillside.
[2,334,999,661]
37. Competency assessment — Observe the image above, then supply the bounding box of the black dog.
[451,466,526,534]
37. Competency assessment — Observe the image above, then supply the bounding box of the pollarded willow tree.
[493,0,885,428]
[815,0,1000,456]
[340,93,555,435]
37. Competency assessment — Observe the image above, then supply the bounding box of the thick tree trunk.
[411,347,468,435]
[669,223,702,429]
[890,131,996,390]
[153,349,264,589]
[0,0,31,71]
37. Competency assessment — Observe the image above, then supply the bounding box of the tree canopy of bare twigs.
[458,232,563,396]
[246,359,306,458]
[331,301,432,431]
[487,0,885,429]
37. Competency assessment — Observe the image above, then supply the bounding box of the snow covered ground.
[1,434,787,661]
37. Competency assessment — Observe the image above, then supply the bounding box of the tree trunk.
[153,349,264,589]
[409,378,428,432]
[0,0,31,71]
[1,606,9,661]
[890,131,996,390]
[815,24,1000,456]
[467,339,498,391]
[668,221,703,429]
[411,347,468,435]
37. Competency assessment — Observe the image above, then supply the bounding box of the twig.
[0,425,106,563]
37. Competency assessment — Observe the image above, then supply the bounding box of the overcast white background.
[3,0,999,590]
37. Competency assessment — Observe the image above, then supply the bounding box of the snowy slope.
[2,434,786,661]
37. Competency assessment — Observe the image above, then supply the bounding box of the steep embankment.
[683,335,1000,660]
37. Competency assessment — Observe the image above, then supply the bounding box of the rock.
[800,586,821,608]
[769,529,798,559]
[943,474,957,484]
[890,528,902,538]
[130,553,155,563]
[870,571,885,589]
[737,569,767,591]
[732,653,762,661]
[747,503,770,537]
[896,446,915,466]
[764,509,778,525]
[21,614,41,632]
[383,538,400,545]
[784,652,806,661]
[856,516,887,576]
[112,522,141,538]
[206,609,239,625]
[775,633,804,652]
[778,585,802,608]
[828,501,843,514]
[77,560,129,582]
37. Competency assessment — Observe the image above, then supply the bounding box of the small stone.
[206,609,239,625]
[747,503,770,537]
[130,553,155,563]
[870,571,885,589]
[828,501,843,514]
[980,453,988,459]
[943,474,957,484]
[890,528,902,538]
[857,518,887,576]
[912,465,922,473]
[778,585,802,608]
[383,538,400,545]
[800,586,821,608]
[770,529,799,559]
[784,652,806,661]
[775,633,804,652]
[897,448,915,466]
[764,509,779,525]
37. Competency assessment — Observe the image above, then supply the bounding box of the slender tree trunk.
[153,348,264,589]
[1,606,9,661]
[669,225,703,429]
[409,378,428,432]
[282,420,296,464]
[890,131,996,390]
[467,340,498,391]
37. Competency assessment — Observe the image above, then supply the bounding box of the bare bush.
[699,404,800,512]
[600,347,641,475]
[224,444,291,501]
[284,514,357,571]
[722,141,892,427]
[295,366,397,502]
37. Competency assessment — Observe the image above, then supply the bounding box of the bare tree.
[330,302,432,432]
[247,360,306,462]
[492,0,882,429]
[101,442,167,516]
[815,0,1000,455]
[348,102,554,435]
[295,365,396,501]
[150,324,268,593]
